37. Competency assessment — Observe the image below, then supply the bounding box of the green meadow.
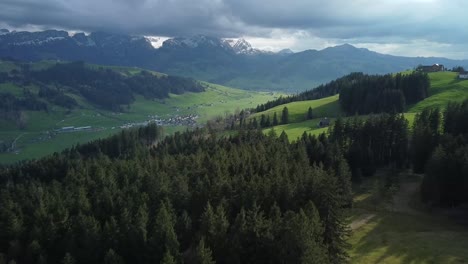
[0,78,280,164]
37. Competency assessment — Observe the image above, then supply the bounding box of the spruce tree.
[272,112,279,126]
[195,238,216,264]
[281,107,289,124]
[307,107,313,119]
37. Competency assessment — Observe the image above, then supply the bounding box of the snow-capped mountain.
[0,29,153,49]
[159,35,266,55]
[223,38,265,55]
[161,35,232,51]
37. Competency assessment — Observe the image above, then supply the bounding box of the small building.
[417,64,445,72]
[318,118,330,128]
[459,71,468,79]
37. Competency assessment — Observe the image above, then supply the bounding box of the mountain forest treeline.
[255,73,361,112]
[255,72,429,115]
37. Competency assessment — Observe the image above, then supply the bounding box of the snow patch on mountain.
[13,37,66,46]
[223,38,271,55]
[145,36,169,48]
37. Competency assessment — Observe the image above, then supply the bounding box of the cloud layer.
[1,0,467,58]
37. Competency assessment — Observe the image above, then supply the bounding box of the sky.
[0,0,467,59]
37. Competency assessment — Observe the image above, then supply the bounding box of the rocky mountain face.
[0,30,155,66]
[1,29,467,92]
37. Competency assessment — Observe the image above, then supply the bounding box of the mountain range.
[1,29,467,92]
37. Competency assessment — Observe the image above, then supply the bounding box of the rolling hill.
[254,71,468,140]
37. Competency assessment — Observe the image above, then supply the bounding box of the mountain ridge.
[1,29,467,92]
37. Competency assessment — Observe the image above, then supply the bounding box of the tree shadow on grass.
[350,203,468,263]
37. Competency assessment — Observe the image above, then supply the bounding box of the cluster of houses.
[155,114,198,127]
[118,114,199,130]
[417,64,468,79]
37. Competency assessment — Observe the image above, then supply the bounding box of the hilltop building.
[417,64,445,72]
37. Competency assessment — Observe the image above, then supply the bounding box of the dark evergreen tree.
[281,107,289,124]
[307,107,313,120]
[272,112,279,126]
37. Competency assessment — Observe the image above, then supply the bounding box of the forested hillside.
[0,61,204,113]
[255,72,429,115]
[0,124,352,264]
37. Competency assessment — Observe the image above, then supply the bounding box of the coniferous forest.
[0,124,352,264]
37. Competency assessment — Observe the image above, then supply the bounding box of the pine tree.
[260,114,266,128]
[281,107,289,124]
[307,107,313,119]
[272,112,279,126]
[195,238,216,264]
[150,201,180,263]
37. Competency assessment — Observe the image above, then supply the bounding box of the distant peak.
[333,43,357,49]
[232,38,253,52]
[278,48,294,54]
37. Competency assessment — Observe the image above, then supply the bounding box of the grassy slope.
[0,65,280,164]
[251,94,341,123]
[349,173,468,264]
[259,71,467,140]
[408,71,468,112]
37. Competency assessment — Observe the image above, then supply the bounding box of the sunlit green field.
[250,94,342,123]
[408,71,468,112]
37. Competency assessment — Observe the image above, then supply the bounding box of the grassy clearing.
[264,113,416,142]
[261,118,330,140]
[349,173,468,264]
[250,94,342,123]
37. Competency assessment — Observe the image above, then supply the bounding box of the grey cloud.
[0,0,467,53]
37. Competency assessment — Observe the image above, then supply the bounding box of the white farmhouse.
[459,72,468,79]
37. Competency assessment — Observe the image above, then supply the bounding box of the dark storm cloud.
[0,0,467,56]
